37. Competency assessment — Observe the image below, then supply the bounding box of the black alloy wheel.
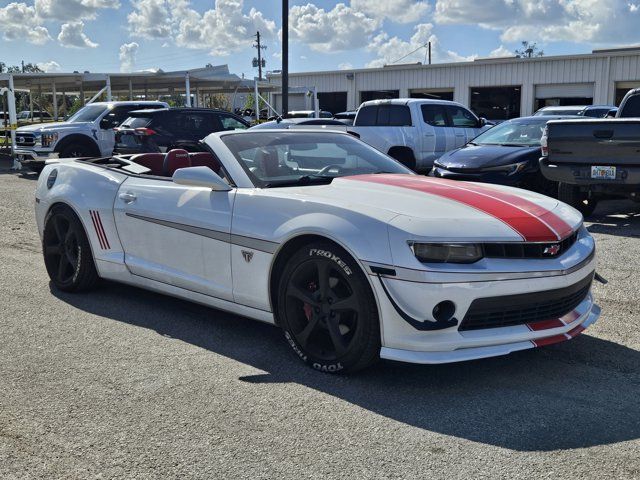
[43,206,99,292]
[277,242,380,373]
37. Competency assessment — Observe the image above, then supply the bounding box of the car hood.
[437,144,540,169]
[16,122,92,133]
[262,174,582,243]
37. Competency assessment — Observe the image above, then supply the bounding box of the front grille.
[459,273,593,331]
[16,133,36,147]
[482,231,578,259]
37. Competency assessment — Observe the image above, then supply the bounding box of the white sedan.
[35,130,601,373]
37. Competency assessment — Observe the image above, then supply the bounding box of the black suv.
[114,108,250,154]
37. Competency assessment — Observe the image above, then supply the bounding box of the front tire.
[276,241,380,373]
[58,143,94,158]
[43,205,99,292]
[558,182,598,217]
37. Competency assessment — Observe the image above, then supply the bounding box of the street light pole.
[281,0,289,118]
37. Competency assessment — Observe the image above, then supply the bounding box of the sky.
[0,0,639,77]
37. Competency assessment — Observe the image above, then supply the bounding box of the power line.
[390,42,430,65]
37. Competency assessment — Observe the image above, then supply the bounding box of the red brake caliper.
[303,281,317,320]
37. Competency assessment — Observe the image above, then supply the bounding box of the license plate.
[591,166,616,180]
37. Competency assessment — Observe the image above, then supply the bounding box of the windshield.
[67,104,108,123]
[471,119,548,146]
[221,131,412,187]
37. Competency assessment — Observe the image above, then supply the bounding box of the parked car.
[534,105,616,118]
[287,110,334,119]
[15,101,168,172]
[114,108,249,154]
[250,118,347,130]
[17,110,53,121]
[540,89,640,215]
[348,99,490,172]
[334,111,357,125]
[431,116,578,195]
[35,129,600,373]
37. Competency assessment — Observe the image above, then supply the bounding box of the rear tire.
[43,205,99,292]
[276,241,380,373]
[558,182,598,217]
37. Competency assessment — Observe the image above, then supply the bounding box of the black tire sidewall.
[276,241,380,373]
[59,144,92,158]
[43,206,98,292]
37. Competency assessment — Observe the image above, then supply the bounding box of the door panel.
[113,176,235,300]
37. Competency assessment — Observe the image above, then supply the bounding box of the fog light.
[433,301,456,323]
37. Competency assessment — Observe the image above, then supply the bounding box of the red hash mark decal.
[89,210,110,250]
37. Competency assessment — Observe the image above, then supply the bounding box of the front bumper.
[380,298,599,364]
[369,233,599,364]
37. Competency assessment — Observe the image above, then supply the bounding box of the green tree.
[515,41,544,58]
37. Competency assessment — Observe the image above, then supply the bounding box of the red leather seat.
[164,149,191,176]
[190,152,221,174]
[129,153,165,176]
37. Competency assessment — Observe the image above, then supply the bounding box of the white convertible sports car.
[35,130,601,373]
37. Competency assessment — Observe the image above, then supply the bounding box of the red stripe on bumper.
[527,319,565,331]
[344,175,573,242]
[532,334,570,347]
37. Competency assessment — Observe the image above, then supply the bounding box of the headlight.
[410,242,483,264]
[32,132,42,146]
[41,133,58,147]
[482,161,528,176]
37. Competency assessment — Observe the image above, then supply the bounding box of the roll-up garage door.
[274,93,308,113]
[535,83,595,98]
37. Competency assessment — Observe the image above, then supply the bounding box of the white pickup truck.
[15,101,168,172]
[348,99,490,172]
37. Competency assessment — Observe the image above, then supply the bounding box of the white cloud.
[289,3,379,52]
[434,0,640,45]
[174,0,277,55]
[35,0,119,21]
[351,0,430,23]
[366,23,476,68]
[58,21,98,48]
[127,0,172,38]
[37,60,61,72]
[128,0,277,56]
[489,45,513,57]
[0,3,51,45]
[119,42,139,72]
[338,62,353,70]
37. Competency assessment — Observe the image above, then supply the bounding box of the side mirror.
[478,117,487,128]
[173,166,232,191]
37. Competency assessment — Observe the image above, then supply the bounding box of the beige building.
[268,47,640,120]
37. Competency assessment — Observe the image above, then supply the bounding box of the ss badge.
[242,250,254,263]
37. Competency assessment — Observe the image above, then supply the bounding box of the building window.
[470,86,521,121]
[317,92,347,114]
[360,90,399,104]
[410,89,454,101]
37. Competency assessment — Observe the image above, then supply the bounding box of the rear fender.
[36,162,127,268]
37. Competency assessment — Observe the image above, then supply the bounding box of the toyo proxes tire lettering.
[276,241,380,373]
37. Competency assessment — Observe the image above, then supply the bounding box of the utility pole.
[282,0,289,118]
[252,31,267,80]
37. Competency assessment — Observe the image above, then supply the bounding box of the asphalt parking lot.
[1,165,638,479]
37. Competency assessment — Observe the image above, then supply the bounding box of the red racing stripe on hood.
[343,174,573,242]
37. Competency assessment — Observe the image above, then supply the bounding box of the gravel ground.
[0,166,638,479]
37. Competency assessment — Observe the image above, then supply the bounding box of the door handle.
[119,192,137,204]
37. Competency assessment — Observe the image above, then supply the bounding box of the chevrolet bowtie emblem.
[543,244,561,256]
